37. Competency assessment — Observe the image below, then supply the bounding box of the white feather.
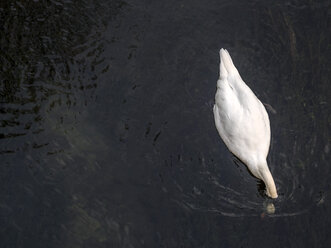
[214,48,278,198]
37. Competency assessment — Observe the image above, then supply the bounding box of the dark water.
[1,0,330,247]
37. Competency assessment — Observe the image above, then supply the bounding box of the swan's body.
[213,49,278,198]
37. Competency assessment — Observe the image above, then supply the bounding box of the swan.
[213,48,278,198]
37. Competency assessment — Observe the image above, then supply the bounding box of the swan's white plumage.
[213,48,278,198]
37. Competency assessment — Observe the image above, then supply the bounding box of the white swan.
[213,48,278,198]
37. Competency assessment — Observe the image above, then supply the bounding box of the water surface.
[1,0,330,247]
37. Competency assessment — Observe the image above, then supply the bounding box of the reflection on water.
[0,0,117,148]
[1,0,330,247]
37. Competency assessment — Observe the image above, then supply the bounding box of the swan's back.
[215,49,270,160]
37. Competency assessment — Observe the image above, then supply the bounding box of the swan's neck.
[259,165,278,199]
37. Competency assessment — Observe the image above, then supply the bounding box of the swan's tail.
[219,48,238,80]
